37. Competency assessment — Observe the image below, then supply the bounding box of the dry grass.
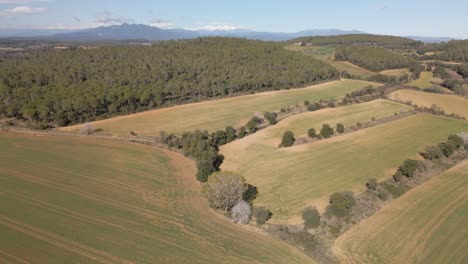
[408,71,434,89]
[331,61,375,78]
[379,68,410,76]
[333,161,468,264]
[220,114,468,222]
[59,80,379,137]
[387,89,468,118]
[0,133,314,263]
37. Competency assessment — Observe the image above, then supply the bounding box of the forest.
[418,40,468,62]
[0,37,338,125]
[334,46,416,71]
[289,34,421,49]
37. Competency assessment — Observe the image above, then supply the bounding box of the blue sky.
[0,0,467,38]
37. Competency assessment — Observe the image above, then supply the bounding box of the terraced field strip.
[331,61,375,78]
[59,79,379,136]
[387,89,468,118]
[0,133,314,263]
[220,114,468,222]
[408,71,434,89]
[379,68,410,76]
[334,160,468,264]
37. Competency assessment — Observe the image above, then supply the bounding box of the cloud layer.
[0,5,46,16]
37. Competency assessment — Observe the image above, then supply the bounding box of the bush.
[356,122,362,128]
[327,101,335,108]
[327,191,355,218]
[448,134,464,149]
[302,206,321,229]
[304,100,310,106]
[393,171,403,182]
[307,102,321,112]
[196,160,217,182]
[254,207,272,226]
[308,128,316,138]
[421,145,444,160]
[439,142,455,157]
[399,159,420,178]
[203,172,248,211]
[238,126,246,138]
[231,200,251,224]
[377,189,388,201]
[366,178,377,190]
[246,116,261,133]
[320,124,334,138]
[264,112,278,125]
[280,131,295,147]
[280,107,286,113]
[336,123,345,134]
[225,126,237,143]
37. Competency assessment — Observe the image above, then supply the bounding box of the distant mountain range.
[0,23,457,43]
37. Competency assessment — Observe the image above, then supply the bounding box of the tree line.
[0,37,338,126]
[289,34,421,49]
[419,40,468,62]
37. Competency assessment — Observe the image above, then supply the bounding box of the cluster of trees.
[421,135,464,160]
[289,34,421,49]
[0,37,338,125]
[419,40,468,62]
[335,46,416,71]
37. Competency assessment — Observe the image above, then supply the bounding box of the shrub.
[336,123,345,134]
[327,101,335,108]
[327,191,356,218]
[439,142,455,157]
[448,134,464,149]
[238,126,246,138]
[356,122,362,128]
[307,128,316,138]
[280,131,295,147]
[421,145,444,160]
[225,126,237,143]
[246,116,261,133]
[302,206,321,229]
[231,200,251,224]
[316,134,322,140]
[393,171,403,182]
[320,124,334,138]
[304,100,310,106]
[203,172,248,211]
[307,102,321,112]
[254,207,272,226]
[377,189,388,201]
[399,159,420,178]
[264,112,278,125]
[381,182,409,198]
[280,107,286,113]
[366,178,377,190]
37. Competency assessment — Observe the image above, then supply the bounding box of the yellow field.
[220,114,468,222]
[408,71,434,88]
[0,133,314,263]
[387,89,468,118]
[331,61,375,78]
[334,161,468,264]
[379,68,410,76]
[59,80,378,136]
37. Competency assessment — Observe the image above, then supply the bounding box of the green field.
[331,61,375,78]
[0,133,314,263]
[334,161,468,264]
[60,80,378,136]
[388,89,468,118]
[379,68,410,76]
[220,114,468,222]
[284,45,335,61]
[408,71,434,89]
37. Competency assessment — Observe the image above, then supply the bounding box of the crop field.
[333,160,468,264]
[387,89,468,118]
[284,45,335,61]
[331,61,375,78]
[59,80,378,136]
[220,114,468,222]
[0,133,314,264]
[408,71,434,88]
[379,68,410,76]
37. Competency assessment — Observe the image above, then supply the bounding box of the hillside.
[288,34,421,49]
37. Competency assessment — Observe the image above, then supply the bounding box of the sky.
[0,0,467,38]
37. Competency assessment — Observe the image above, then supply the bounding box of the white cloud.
[0,0,47,3]
[149,19,174,29]
[0,5,46,16]
[191,23,245,31]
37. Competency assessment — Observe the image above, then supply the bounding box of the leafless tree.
[231,200,251,224]
[203,171,247,211]
[80,122,95,135]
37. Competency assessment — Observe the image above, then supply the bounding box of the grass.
[0,133,314,264]
[379,68,410,76]
[59,80,379,136]
[220,114,468,222]
[331,61,375,78]
[408,71,434,89]
[333,161,468,264]
[284,45,335,61]
[387,89,468,118]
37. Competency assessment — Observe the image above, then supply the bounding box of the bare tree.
[80,122,95,135]
[203,171,247,211]
[231,200,251,224]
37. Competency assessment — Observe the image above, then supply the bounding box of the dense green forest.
[0,37,338,125]
[288,34,421,49]
[334,46,416,71]
[418,40,468,62]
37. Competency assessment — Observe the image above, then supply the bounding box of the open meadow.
[408,71,434,89]
[379,68,410,76]
[333,160,468,264]
[59,80,378,136]
[0,133,314,264]
[284,45,335,61]
[387,89,468,118]
[331,61,375,78]
[220,114,468,222]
